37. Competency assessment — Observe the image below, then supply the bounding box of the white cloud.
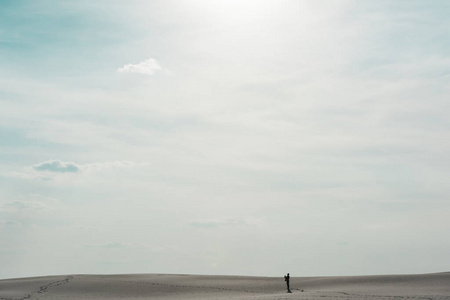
[117,58,162,75]
[190,216,265,228]
[0,198,58,212]
[82,160,138,171]
[3,201,49,211]
[27,160,139,175]
[85,242,131,249]
[0,221,21,228]
[33,160,80,173]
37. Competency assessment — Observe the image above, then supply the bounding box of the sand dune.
[1,272,449,300]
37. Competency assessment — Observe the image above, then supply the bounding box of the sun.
[189,0,281,25]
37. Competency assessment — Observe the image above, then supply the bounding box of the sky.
[1,0,450,280]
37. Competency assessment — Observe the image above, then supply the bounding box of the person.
[284,273,292,293]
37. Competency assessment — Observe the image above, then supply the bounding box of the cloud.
[0,200,55,211]
[84,242,140,249]
[190,216,265,228]
[0,221,21,228]
[4,160,141,180]
[31,160,137,173]
[95,242,128,249]
[32,159,80,173]
[117,58,162,75]
[0,198,57,212]
[82,160,137,171]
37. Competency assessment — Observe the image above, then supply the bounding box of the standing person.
[284,273,292,293]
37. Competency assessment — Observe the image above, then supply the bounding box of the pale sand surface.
[1,272,449,300]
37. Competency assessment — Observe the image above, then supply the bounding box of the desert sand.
[1,272,449,300]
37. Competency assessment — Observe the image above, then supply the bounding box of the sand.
[1,272,449,300]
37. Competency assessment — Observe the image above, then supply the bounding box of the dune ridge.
[1,272,449,300]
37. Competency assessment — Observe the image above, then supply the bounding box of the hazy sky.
[1,0,450,280]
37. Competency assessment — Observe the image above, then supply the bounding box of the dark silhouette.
[284,273,292,293]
